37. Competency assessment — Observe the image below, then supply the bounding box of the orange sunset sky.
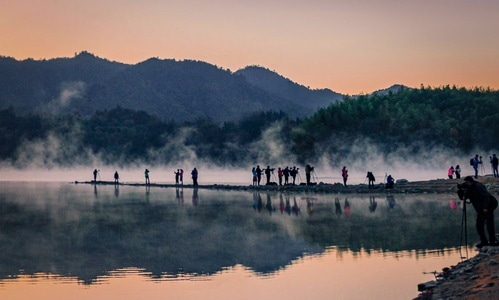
[1,0,498,95]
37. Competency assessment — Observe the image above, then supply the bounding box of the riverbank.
[75,175,499,195]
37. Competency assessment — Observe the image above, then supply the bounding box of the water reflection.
[0,182,476,286]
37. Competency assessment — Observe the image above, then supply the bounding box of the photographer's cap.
[464,176,474,182]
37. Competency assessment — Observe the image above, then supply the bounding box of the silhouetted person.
[93,169,98,182]
[256,165,262,186]
[491,154,499,178]
[386,174,394,189]
[283,166,290,185]
[459,176,498,248]
[472,154,482,178]
[114,171,119,184]
[366,171,375,188]
[277,167,283,186]
[179,169,184,185]
[305,164,314,185]
[264,166,275,185]
[191,167,198,186]
[448,166,454,179]
[341,166,348,186]
[144,169,150,185]
[290,166,298,185]
[455,165,461,179]
[174,169,180,185]
[252,167,257,186]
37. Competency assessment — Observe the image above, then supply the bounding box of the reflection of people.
[114,171,119,184]
[344,199,351,217]
[369,196,377,213]
[279,194,285,213]
[387,195,396,208]
[265,194,273,214]
[192,187,199,206]
[292,197,300,215]
[144,169,150,185]
[341,166,348,186]
[460,176,498,248]
[191,168,198,186]
[335,198,342,216]
[114,184,119,198]
[386,175,394,189]
[366,172,376,188]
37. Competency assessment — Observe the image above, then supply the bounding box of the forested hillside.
[292,86,499,163]
[0,86,497,168]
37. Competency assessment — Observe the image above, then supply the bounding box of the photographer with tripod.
[458,176,499,248]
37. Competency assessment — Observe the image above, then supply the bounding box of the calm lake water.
[0,182,478,300]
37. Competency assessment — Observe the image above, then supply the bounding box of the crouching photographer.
[458,176,499,248]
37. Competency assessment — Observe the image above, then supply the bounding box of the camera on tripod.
[457,183,469,201]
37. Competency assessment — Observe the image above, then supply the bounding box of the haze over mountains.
[0,51,407,122]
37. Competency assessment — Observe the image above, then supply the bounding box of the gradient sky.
[1,0,499,94]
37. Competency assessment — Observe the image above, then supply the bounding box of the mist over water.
[0,116,496,184]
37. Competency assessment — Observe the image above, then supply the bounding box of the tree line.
[1,86,498,167]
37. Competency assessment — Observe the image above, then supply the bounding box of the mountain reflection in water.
[0,182,474,286]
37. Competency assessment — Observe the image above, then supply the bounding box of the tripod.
[459,199,469,260]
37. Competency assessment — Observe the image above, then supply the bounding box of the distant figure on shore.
[290,166,298,185]
[114,171,119,184]
[366,171,376,188]
[386,174,394,189]
[252,167,257,186]
[277,167,283,186]
[144,169,150,185]
[174,169,180,185]
[471,154,482,178]
[264,166,275,185]
[191,168,198,186]
[455,165,461,179]
[93,169,98,182]
[256,165,262,186]
[283,166,290,185]
[341,166,348,186]
[305,164,314,185]
[491,154,499,178]
[448,166,455,179]
[180,169,184,185]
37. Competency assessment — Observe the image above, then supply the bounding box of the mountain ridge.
[0,51,403,122]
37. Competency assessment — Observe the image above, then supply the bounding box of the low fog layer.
[0,117,496,184]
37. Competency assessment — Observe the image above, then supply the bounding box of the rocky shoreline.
[415,246,499,300]
[75,176,499,195]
